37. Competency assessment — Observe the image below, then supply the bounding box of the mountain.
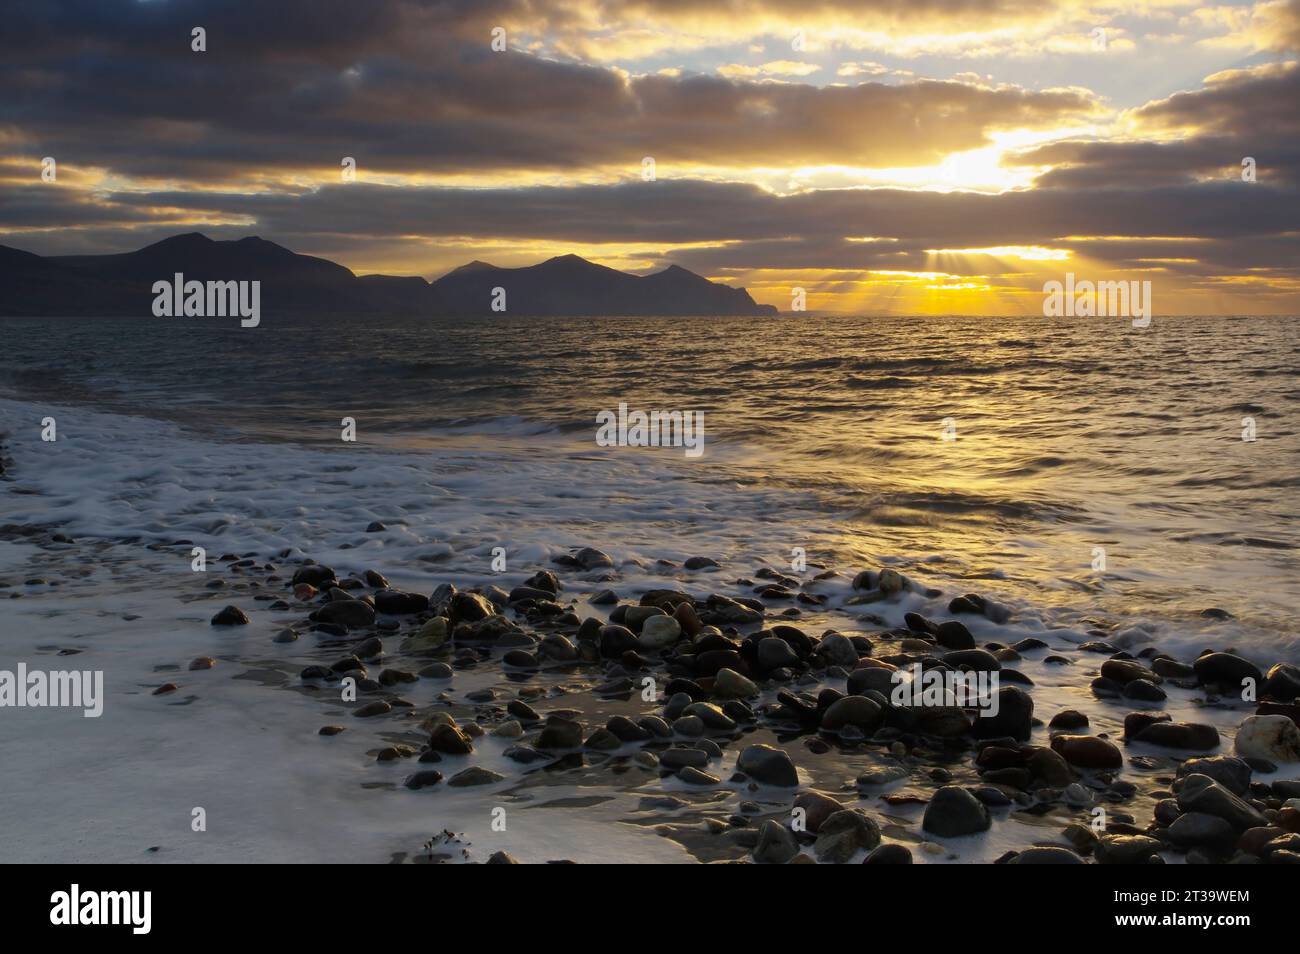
[431,254,776,316]
[0,234,776,317]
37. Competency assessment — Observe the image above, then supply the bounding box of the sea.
[0,312,1297,862]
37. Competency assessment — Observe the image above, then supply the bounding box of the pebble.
[752,820,798,864]
[1095,834,1163,864]
[1176,774,1267,831]
[1193,651,1262,690]
[1234,714,1300,762]
[599,624,639,657]
[1122,679,1167,703]
[857,765,908,786]
[1175,756,1252,795]
[942,648,1000,672]
[934,620,975,650]
[1100,658,1161,685]
[737,744,799,787]
[684,556,720,570]
[1168,812,1237,853]
[403,770,444,790]
[672,715,705,736]
[639,615,682,650]
[1063,782,1093,807]
[756,636,800,670]
[1263,663,1300,701]
[972,686,1033,741]
[491,720,523,739]
[448,591,495,625]
[814,809,881,863]
[790,790,843,833]
[1051,734,1123,769]
[1133,720,1220,752]
[584,728,622,751]
[537,716,584,750]
[864,843,913,864]
[428,724,474,754]
[210,605,249,626]
[922,786,991,837]
[713,667,758,699]
[1049,709,1089,730]
[447,767,505,787]
[573,547,615,570]
[816,632,860,667]
[820,695,883,733]
[681,702,736,731]
[677,766,720,785]
[312,599,375,629]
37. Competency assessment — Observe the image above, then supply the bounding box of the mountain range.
[0,233,777,317]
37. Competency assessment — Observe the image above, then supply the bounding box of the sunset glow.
[2,1,1297,313]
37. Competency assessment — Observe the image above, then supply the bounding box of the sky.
[1,0,1298,314]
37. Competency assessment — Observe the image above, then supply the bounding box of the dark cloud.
[1009,63,1300,187]
[6,175,1295,282]
[0,0,1101,180]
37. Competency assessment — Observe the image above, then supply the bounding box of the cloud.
[0,7,1106,181]
[1011,62,1300,186]
[717,60,822,78]
[1,0,1296,311]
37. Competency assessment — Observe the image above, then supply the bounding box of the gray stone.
[1175,756,1252,796]
[1095,834,1164,864]
[537,717,584,750]
[713,667,758,698]
[574,547,615,569]
[447,767,505,787]
[817,633,860,666]
[1234,714,1300,763]
[753,820,798,864]
[922,786,990,837]
[737,743,799,787]
[1194,652,1263,690]
[1176,774,1267,831]
[821,695,883,733]
[757,636,800,670]
[638,614,682,650]
[813,809,881,863]
[1168,812,1237,853]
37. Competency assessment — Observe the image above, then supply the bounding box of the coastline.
[2,403,1299,863]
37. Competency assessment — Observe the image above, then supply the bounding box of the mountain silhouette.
[0,234,777,317]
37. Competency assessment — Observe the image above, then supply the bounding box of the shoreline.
[2,508,1299,863]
